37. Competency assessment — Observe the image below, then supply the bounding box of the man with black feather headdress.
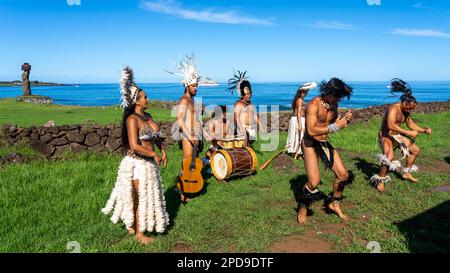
[369,78,432,192]
[297,78,354,224]
[226,70,264,146]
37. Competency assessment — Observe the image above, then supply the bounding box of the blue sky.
[0,0,449,83]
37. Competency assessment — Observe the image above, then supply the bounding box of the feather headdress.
[299,82,318,91]
[120,66,141,109]
[386,78,416,104]
[166,53,201,87]
[226,69,251,98]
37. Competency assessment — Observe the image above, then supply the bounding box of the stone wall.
[1,123,176,159]
[16,95,53,104]
[1,101,448,159]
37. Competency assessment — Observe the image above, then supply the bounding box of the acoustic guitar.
[178,106,204,194]
[178,144,204,194]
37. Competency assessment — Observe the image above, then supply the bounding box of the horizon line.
[2,80,450,85]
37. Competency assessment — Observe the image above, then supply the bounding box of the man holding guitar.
[171,54,204,203]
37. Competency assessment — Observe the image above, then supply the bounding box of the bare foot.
[327,201,350,221]
[376,183,386,193]
[127,227,135,235]
[296,205,308,225]
[403,173,418,183]
[136,233,154,245]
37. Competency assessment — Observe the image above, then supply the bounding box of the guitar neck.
[190,144,198,170]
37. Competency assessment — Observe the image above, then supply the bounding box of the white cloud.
[390,28,450,38]
[309,21,355,30]
[412,2,434,10]
[66,0,81,6]
[139,0,273,26]
[366,0,381,6]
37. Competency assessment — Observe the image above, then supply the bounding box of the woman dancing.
[101,67,169,245]
[286,82,317,159]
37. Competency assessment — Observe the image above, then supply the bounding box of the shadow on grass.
[164,177,210,232]
[289,174,317,216]
[445,156,450,164]
[396,200,450,253]
[354,157,403,181]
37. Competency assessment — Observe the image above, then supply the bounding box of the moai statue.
[21,63,32,96]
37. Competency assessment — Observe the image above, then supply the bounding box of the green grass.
[0,111,449,253]
[0,98,174,127]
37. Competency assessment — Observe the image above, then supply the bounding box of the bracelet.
[327,123,340,133]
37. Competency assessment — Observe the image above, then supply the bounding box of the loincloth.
[303,134,335,169]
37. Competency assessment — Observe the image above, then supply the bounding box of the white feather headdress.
[299,82,318,91]
[120,66,141,109]
[166,53,201,87]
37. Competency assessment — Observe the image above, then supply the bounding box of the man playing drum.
[226,70,265,147]
[203,105,234,160]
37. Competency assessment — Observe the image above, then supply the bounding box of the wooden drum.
[210,147,258,180]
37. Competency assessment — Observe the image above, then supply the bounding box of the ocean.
[0,82,449,110]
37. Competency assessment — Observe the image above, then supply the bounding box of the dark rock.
[80,126,96,135]
[111,127,122,138]
[49,137,68,146]
[7,137,17,145]
[1,124,11,132]
[50,127,59,134]
[40,133,53,143]
[30,133,40,141]
[69,125,80,131]
[85,133,100,147]
[9,131,19,138]
[101,136,108,145]
[30,140,55,157]
[70,143,87,153]
[52,131,66,138]
[97,128,108,137]
[105,137,121,152]
[60,125,69,131]
[52,145,70,159]
[23,128,32,136]
[67,132,85,143]
[92,143,106,153]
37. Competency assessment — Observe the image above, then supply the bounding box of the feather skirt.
[286,116,305,155]
[101,156,170,233]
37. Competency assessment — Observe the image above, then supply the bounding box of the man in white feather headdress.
[227,70,264,146]
[169,53,204,202]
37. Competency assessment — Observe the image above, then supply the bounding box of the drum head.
[211,152,228,180]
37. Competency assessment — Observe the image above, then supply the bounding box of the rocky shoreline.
[1,100,448,160]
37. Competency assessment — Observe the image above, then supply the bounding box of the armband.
[327,123,340,133]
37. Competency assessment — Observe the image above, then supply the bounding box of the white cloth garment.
[101,156,170,233]
[286,116,305,155]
